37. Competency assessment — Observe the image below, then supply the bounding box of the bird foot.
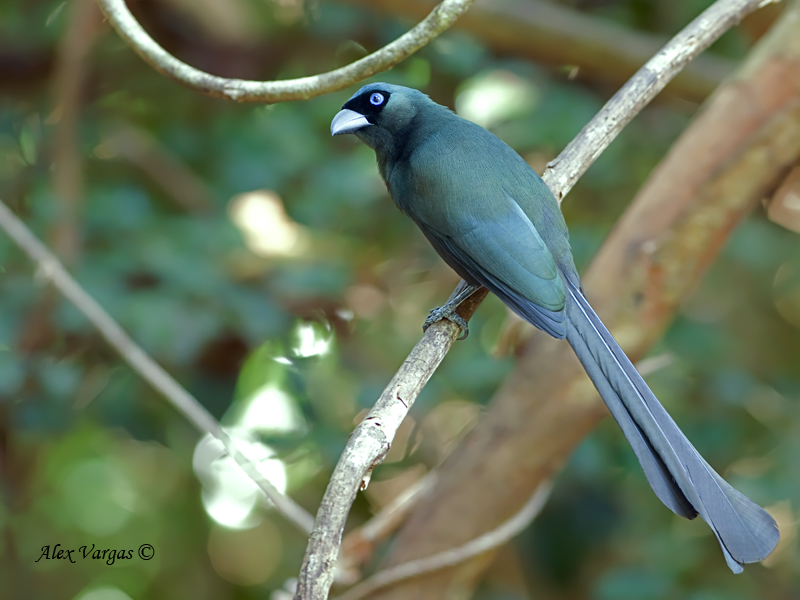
[423,302,469,340]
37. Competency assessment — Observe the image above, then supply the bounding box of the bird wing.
[419,194,568,338]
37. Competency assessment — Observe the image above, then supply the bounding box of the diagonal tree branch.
[94,0,475,103]
[293,1,783,598]
[293,284,488,598]
[0,199,315,536]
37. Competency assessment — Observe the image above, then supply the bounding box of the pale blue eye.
[370,93,385,106]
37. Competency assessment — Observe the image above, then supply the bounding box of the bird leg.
[422,281,483,340]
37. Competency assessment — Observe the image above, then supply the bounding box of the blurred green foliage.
[1,0,798,599]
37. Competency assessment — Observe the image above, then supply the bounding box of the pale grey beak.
[331,109,370,136]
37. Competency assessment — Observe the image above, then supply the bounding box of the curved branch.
[94,0,475,103]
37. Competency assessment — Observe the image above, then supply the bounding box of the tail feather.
[564,281,779,572]
[565,316,697,520]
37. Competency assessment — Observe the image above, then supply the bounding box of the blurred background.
[1,0,798,598]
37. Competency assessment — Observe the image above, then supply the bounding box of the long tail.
[564,279,779,573]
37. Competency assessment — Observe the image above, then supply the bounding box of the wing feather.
[419,195,568,337]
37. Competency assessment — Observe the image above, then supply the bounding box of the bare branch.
[293,284,488,599]
[333,482,553,600]
[294,1,781,597]
[339,472,439,584]
[337,0,740,103]
[93,0,475,103]
[542,0,786,202]
[0,199,314,535]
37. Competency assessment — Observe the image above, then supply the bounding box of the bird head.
[330,83,436,155]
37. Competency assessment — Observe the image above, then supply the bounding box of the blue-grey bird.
[331,83,778,572]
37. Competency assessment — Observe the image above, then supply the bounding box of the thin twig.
[337,0,739,103]
[333,482,552,600]
[339,472,439,584]
[94,0,475,103]
[293,0,781,597]
[541,0,785,202]
[0,199,314,535]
